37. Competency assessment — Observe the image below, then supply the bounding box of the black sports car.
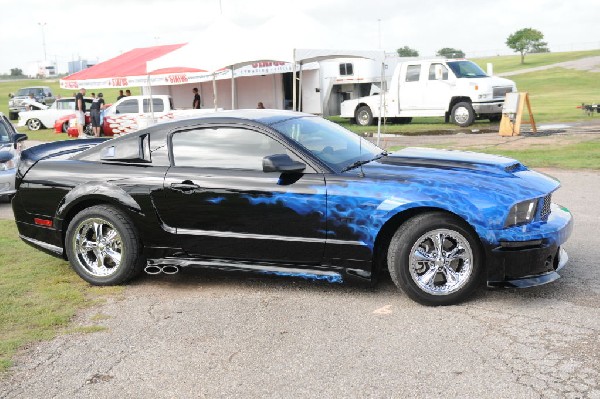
[12,110,573,305]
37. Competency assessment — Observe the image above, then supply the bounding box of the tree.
[10,68,23,77]
[436,48,465,59]
[396,46,419,57]
[506,28,548,64]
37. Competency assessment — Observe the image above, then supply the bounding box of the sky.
[1,0,599,75]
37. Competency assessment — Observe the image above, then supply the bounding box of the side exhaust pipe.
[144,265,180,275]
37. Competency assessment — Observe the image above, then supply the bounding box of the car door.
[423,63,453,111]
[398,63,424,110]
[153,125,327,265]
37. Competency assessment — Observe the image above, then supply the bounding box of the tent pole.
[231,66,235,110]
[213,73,218,111]
[298,62,303,112]
[292,50,296,111]
[147,74,155,123]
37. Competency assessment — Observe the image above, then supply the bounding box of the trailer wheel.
[451,102,475,127]
[355,106,374,126]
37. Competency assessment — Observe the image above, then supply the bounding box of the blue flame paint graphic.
[240,159,570,250]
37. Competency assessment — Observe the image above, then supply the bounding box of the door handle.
[170,180,202,193]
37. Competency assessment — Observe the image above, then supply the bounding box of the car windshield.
[447,61,488,78]
[272,116,383,172]
[16,88,43,96]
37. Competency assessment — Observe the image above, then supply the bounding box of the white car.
[18,97,93,131]
[0,112,27,201]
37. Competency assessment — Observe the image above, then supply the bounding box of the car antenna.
[359,134,365,177]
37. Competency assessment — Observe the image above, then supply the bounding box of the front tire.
[355,106,374,126]
[387,212,482,306]
[62,122,69,133]
[65,205,144,285]
[451,102,475,127]
[27,118,43,131]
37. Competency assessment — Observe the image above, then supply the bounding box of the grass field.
[0,220,122,372]
[472,49,600,74]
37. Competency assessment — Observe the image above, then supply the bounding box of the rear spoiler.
[17,138,109,182]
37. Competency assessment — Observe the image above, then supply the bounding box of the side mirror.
[263,154,306,173]
[8,93,14,98]
[13,133,27,149]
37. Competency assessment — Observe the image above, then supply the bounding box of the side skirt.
[146,257,346,284]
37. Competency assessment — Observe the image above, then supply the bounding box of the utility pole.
[38,22,47,61]
[377,19,381,49]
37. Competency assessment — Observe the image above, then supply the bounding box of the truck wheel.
[26,118,43,131]
[488,114,502,123]
[387,212,482,306]
[451,102,475,127]
[355,106,374,126]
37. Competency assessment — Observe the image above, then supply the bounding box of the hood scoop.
[379,147,527,175]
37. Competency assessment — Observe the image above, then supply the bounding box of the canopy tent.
[146,15,385,111]
[59,44,210,90]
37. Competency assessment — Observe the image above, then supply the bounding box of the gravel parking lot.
[0,134,599,398]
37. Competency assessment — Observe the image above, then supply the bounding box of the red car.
[65,113,93,138]
[54,114,74,133]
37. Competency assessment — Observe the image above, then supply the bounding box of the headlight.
[505,199,537,227]
[0,158,16,171]
[9,100,14,107]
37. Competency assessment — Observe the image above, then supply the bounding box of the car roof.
[158,109,316,130]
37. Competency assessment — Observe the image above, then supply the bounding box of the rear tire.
[65,205,144,285]
[62,122,69,133]
[26,118,43,131]
[451,102,475,127]
[387,212,482,306]
[355,106,374,126]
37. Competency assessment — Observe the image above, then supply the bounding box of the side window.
[116,99,139,114]
[339,63,354,76]
[172,127,291,170]
[143,99,165,113]
[405,65,421,82]
[428,64,449,80]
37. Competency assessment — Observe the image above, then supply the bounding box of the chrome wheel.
[27,118,42,131]
[73,218,123,277]
[355,106,373,126]
[408,228,473,296]
[453,107,470,125]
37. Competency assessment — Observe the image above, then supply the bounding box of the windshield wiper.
[341,151,388,173]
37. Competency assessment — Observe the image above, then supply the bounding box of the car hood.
[360,147,559,198]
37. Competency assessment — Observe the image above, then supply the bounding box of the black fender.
[54,181,144,232]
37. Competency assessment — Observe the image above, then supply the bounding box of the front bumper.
[485,203,573,288]
[472,101,504,115]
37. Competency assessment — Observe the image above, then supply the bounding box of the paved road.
[499,55,600,77]
[1,168,598,398]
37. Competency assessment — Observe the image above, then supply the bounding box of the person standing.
[192,88,201,109]
[90,92,106,137]
[117,90,125,101]
[75,88,87,138]
[125,89,132,96]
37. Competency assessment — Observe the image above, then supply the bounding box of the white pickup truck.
[100,95,216,136]
[340,59,516,127]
